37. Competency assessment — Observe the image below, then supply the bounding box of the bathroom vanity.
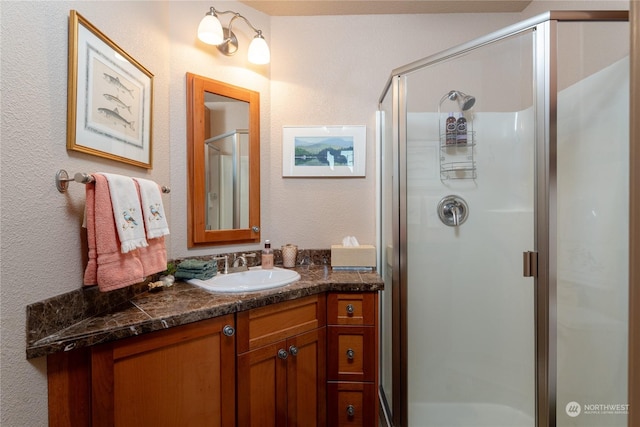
[35,266,382,426]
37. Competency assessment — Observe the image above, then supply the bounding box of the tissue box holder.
[331,245,376,270]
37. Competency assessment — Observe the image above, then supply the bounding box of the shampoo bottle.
[262,240,274,269]
[456,116,468,145]
[445,113,457,145]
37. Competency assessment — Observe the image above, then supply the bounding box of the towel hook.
[55,169,170,194]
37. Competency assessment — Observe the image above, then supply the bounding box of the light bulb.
[198,14,224,45]
[248,35,270,65]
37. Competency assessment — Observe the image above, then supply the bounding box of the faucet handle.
[213,255,229,274]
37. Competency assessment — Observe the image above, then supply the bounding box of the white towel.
[101,173,148,253]
[133,177,170,239]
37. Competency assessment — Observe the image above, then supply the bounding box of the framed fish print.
[67,10,153,168]
[282,125,366,177]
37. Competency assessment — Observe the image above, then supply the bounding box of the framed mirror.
[187,73,260,246]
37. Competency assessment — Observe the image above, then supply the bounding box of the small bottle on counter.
[262,240,274,269]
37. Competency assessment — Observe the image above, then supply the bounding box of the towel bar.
[55,169,170,194]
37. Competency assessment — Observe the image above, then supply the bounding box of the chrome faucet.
[229,253,256,273]
[233,255,248,268]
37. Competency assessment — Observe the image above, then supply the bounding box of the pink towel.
[83,174,146,292]
[83,181,98,286]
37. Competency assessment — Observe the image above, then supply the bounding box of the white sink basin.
[187,266,301,293]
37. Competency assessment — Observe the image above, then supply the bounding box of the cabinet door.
[287,327,327,427]
[237,328,327,427]
[237,340,288,427]
[91,315,236,427]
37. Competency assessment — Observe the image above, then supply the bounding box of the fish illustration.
[103,93,131,114]
[103,73,134,98]
[98,107,135,131]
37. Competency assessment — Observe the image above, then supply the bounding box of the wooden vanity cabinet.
[47,290,380,426]
[327,293,379,426]
[236,294,327,427]
[92,315,236,427]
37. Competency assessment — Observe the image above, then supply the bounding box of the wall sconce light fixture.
[197,6,270,65]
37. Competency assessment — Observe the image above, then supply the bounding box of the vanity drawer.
[327,326,375,382]
[237,294,326,353]
[327,293,376,326]
[327,382,377,427]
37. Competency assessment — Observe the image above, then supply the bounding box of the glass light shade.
[248,35,270,64]
[198,14,224,45]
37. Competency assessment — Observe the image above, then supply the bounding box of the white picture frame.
[282,125,366,177]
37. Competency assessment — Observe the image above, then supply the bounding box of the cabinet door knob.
[346,348,355,360]
[346,304,355,315]
[277,349,288,360]
[288,345,299,356]
[222,325,235,337]
[346,405,355,417]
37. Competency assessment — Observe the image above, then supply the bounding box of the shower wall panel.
[556,54,629,427]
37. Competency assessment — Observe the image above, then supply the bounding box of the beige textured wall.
[1,2,172,425]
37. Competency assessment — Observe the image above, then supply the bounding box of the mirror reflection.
[187,73,260,247]
[204,93,249,230]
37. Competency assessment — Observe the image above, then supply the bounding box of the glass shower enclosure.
[378,11,629,427]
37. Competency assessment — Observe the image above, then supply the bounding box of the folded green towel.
[177,259,216,271]
[175,269,217,280]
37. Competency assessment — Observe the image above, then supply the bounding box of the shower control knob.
[346,304,355,315]
[437,195,469,227]
[346,405,355,417]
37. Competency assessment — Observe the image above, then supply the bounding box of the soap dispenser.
[262,240,274,269]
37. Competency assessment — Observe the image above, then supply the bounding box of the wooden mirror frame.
[187,73,260,247]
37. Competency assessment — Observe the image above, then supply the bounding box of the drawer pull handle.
[277,349,288,360]
[346,348,355,360]
[346,405,355,417]
[346,304,355,315]
[222,325,235,337]
[289,345,299,356]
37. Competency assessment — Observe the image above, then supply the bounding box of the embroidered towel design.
[102,173,148,253]
[133,177,170,239]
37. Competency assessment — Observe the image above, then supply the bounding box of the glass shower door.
[401,29,536,427]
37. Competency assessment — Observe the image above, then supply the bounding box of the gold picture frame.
[67,10,153,168]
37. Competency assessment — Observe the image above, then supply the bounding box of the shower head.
[446,90,476,111]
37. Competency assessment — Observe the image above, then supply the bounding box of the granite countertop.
[26,266,383,359]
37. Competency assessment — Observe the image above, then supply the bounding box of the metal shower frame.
[377,10,629,427]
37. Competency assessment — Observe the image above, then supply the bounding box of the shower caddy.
[439,113,476,180]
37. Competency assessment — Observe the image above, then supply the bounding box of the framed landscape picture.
[282,125,366,177]
[67,10,154,168]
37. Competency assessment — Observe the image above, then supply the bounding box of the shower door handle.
[523,251,538,277]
